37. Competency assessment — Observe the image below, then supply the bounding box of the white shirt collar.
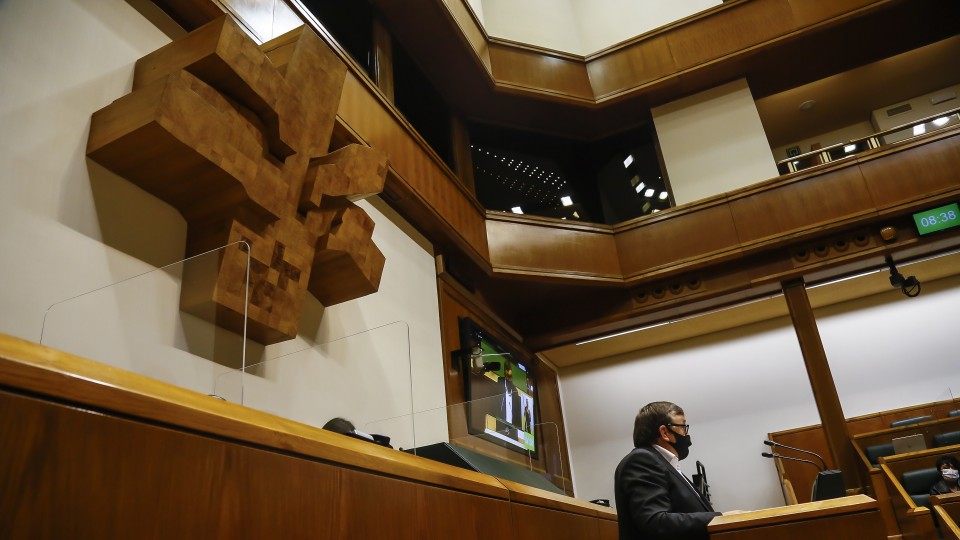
[653,443,681,472]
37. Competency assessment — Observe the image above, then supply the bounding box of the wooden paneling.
[418,483,515,540]
[339,469,418,540]
[510,503,601,540]
[0,389,339,539]
[597,514,619,540]
[336,72,490,262]
[586,34,676,101]
[614,198,741,279]
[665,0,795,70]
[486,216,621,280]
[728,164,875,248]
[786,0,883,28]
[858,131,960,213]
[489,43,594,102]
[438,0,492,72]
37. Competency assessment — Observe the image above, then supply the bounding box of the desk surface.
[708,494,877,532]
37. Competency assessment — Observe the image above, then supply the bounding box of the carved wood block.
[88,17,389,344]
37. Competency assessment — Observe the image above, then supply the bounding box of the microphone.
[761,452,822,471]
[764,440,828,470]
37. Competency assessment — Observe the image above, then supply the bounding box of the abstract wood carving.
[87,17,388,344]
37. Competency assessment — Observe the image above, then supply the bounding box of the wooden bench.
[879,446,960,540]
[931,493,960,540]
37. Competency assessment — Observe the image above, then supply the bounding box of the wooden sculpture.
[87,17,389,344]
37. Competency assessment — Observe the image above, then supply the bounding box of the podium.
[708,495,885,540]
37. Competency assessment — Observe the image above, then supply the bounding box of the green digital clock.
[913,202,960,236]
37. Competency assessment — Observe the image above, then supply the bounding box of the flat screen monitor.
[459,317,538,458]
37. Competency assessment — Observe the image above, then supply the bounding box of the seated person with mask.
[931,455,960,495]
[614,401,720,540]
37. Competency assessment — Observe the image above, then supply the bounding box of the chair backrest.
[901,467,940,508]
[866,442,896,465]
[933,431,960,448]
[948,409,960,418]
[890,415,934,428]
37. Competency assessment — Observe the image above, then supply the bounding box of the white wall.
[466,0,485,25]
[570,0,719,55]
[479,0,719,55]
[653,79,780,205]
[480,0,583,54]
[560,274,960,512]
[0,0,447,447]
[872,83,960,144]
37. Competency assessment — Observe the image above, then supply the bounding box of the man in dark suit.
[614,401,721,540]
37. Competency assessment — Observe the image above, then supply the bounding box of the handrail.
[777,105,960,170]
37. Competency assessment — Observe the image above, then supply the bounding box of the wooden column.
[450,116,476,194]
[782,279,861,489]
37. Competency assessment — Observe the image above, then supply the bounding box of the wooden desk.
[708,495,885,540]
[0,334,614,539]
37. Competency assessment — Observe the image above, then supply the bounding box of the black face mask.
[672,433,692,460]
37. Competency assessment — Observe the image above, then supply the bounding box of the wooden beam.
[782,279,861,490]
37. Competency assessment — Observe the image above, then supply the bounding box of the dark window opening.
[470,124,667,224]
[392,38,453,168]
[300,0,375,79]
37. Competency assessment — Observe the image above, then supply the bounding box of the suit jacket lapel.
[650,448,713,512]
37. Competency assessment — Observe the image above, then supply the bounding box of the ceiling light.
[844,144,857,153]
[634,182,646,194]
[511,206,523,214]
[933,116,950,127]
[913,124,926,136]
[623,155,634,168]
[658,191,668,200]
[644,188,655,197]
[561,196,573,206]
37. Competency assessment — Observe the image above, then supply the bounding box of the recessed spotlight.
[658,191,668,200]
[623,155,634,168]
[511,206,523,214]
[933,116,950,127]
[844,144,857,153]
[644,188,655,197]
[913,124,926,136]
[634,182,646,194]
[561,196,573,206]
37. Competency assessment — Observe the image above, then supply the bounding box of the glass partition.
[212,320,416,442]
[39,242,250,398]
[365,395,569,495]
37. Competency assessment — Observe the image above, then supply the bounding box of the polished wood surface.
[783,280,860,489]
[510,503,601,540]
[709,495,885,540]
[935,505,960,540]
[710,494,877,530]
[89,18,390,345]
[0,333,616,537]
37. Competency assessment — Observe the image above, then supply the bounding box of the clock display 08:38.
[913,202,960,235]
